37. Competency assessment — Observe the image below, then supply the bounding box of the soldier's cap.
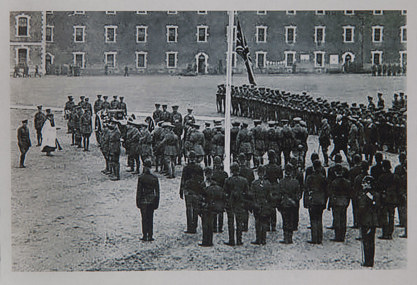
[172,105,179,109]
[162,104,168,108]
[97,94,102,98]
[267,121,275,126]
[242,122,248,127]
[205,122,211,126]
[46,108,51,113]
[254,119,262,125]
[230,162,240,174]
[143,159,152,168]
[214,120,222,125]
[188,150,197,159]
[68,96,73,99]
[113,96,118,99]
[22,119,28,124]
[238,153,246,162]
[399,92,404,96]
[367,96,373,100]
[394,93,398,97]
[103,95,108,99]
[155,103,161,107]
[187,108,193,111]
[85,98,89,101]
[377,92,383,96]
[334,153,343,163]
[232,122,240,126]
[293,117,301,122]
[281,119,289,124]
[80,96,85,99]
[37,105,42,109]
[213,156,222,165]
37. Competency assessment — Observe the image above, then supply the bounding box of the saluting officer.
[136,159,160,242]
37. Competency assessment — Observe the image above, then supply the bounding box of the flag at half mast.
[235,20,257,86]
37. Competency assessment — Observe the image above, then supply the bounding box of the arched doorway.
[341,52,355,65]
[195,52,208,74]
[45,53,54,75]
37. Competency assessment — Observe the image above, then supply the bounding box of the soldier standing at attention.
[108,119,121,181]
[180,151,204,234]
[161,104,171,123]
[394,153,407,238]
[171,105,183,165]
[377,92,385,110]
[93,94,103,114]
[17,119,31,168]
[304,160,327,244]
[230,122,240,162]
[84,98,93,115]
[211,156,228,233]
[80,109,92,151]
[119,97,127,117]
[110,95,120,110]
[136,159,160,242]
[236,123,253,168]
[237,153,255,232]
[139,122,153,167]
[357,175,380,267]
[102,96,111,111]
[318,118,331,167]
[159,123,179,178]
[64,96,75,133]
[34,105,46,146]
[250,166,273,245]
[152,104,163,124]
[265,150,283,232]
[202,122,213,167]
[251,119,266,168]
[278,164,301,244]
[223,163,249,246]
[328,164,352,242]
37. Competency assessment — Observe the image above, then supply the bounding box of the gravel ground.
[10,107,406,271]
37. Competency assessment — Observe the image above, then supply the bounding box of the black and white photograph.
[3,0,417,284]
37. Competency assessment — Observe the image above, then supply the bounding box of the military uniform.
[318,119,331,166]
[93,95,103,114]
[180,155,204,233]
[34,108,46,146]
[394,157,407,235]
[124,123,141,173]
[102,96,111,111]
[202,124,213,167]
[238,158,255,232]
[153,104,163,123]
[110,96,121,110]
[17,121,31,167]
[212,161,228,233]
[108,123,121,180]
[139,125,153,166]
[136,163,160,241]
[171,107,183,164]
[80,110,92,151]
[119,97,127,117]
[230,122,240,161]
[159,125,179,178]
[251,120,266,168]
[236,124,253,166]
[189,126,205,163]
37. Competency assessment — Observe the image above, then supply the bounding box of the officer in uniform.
[180,151,204,234]
[357,175,380,267]
[125,120,141,174]
[189,124,205,163]
[265,150,283,232]
[318,118,331,167]
[110,96,120,110]
[199,167,226,246]
[64,96,75,133]
[17,119,31,168]
[139,122,153,169]
[237,153,255,232]
[348,154,363,228]
[102,95,111,111]
[281,119,295,166]
[236,123,253,167]
[278,164,302,244]
[328,164,351,242]
[377,92,385,110]
[72,106,83,148]
[223,163,249,246]
[119,97,127,117]
[94,95,103,114]
[34,105,46,146]
[100,119,112,176]
[158,123,178,178]
[136,159,160,241]
[250,165,273,245]
[230,122,240,162]
[80,108,92,151]
[78,96,86,109]
[153,104,163,123]
[211,156,228,233]
[161,104,171,122]
[108,119,121,181]
[84,98,93,115]
[304,160,327,244]
[171,105,183,165]
[202,122,213,167]
[251,120,266,168]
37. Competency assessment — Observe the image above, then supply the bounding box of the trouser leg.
[185,196,195,232]
[227,210,235,244]
[361,226,376,266]
[242,209,249,231]
[19,150,27,167]
[236,211,244,244]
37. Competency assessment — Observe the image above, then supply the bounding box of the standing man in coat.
[80,109,92,151]
[136,159,160,241]
[318,118,331,167]
[236,122,253,167]
[251,120,266,168]
[395,153,407,238]
[108,119,121,181]
[34,105,46,146]
[180,151,204,234]
[17,119,31,168]
[159,123,179,179]
[304,160,327,244]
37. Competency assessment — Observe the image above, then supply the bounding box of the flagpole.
[224,11,234,175]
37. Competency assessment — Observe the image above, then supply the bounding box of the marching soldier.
[223,163,249,246]
[136,159,160,242]
[250,166,273,245]
[357,175,380,267]
[93,94,103,114]
[251,120,266,168]
[34,105,46,146]
[304,160,327,244]
[17,119,31,168]
[236,122,253,167]
[212,156,228,233]
[328,164,351,242]
[278,164,302,244]
[202,122,213,167]
[180,151,204,234]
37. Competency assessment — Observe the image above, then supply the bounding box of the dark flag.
[235,20,256,86]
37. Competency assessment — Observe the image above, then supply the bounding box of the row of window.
[49,10,407,16]
[46,25,405,44]
[67,50,407,70]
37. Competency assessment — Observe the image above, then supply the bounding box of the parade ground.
[10,74,406,271]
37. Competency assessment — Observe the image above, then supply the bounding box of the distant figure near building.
[124,66,129,77]
[136,159,160,242]
[17,119,31,168]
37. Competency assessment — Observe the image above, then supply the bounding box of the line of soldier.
[178,145,406,267]
[216,85,406,155]
[371,64,406,76]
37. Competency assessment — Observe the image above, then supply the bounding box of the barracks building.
[10,10,407,76]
